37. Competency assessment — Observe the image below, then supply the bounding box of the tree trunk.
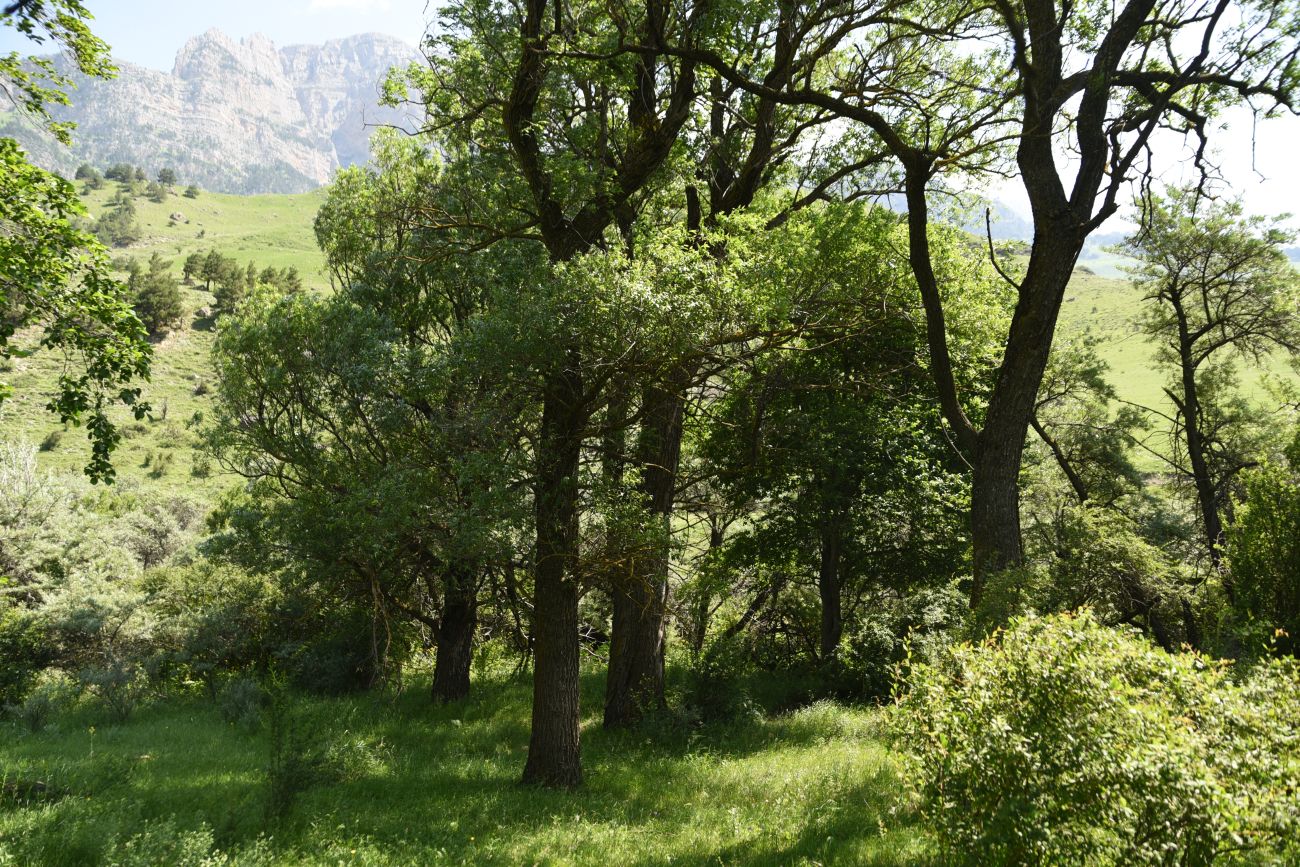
[1175,335,1227,576]
[522,362,585,789]
[431,563,478,704]
[604,377,688,728]
[817,515,844,661]
[969,226,1083,607]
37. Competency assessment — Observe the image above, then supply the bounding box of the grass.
[1059,268,1297,442]
[0,665,928,866]
[0,180,326,498]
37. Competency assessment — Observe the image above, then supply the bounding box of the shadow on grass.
[0,667,926,866]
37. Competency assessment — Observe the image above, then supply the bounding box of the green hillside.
[0,183,327,496]
[1061,269,1296,430]
[3,182,1293,492]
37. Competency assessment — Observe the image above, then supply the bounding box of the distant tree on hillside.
[157,168,177,186]
[280,266,303,293]
[105,163,134,183]
[94,194,142,247]
[244,261,257,290]
[146,181,167,203]
[132,166,146,183]
[132,253,184,337]
[75,163,103,191]
[200,250,226,291]
[183,185,200,199]
[213,263,248,315]
[182,252,204,284]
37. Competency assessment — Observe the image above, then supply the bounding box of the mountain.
[3,29,421,194]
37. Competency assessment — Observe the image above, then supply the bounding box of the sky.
[2,1,1297,229]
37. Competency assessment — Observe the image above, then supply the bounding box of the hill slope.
[0,184,326,496]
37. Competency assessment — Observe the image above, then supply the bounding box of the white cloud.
[309,0,392,11]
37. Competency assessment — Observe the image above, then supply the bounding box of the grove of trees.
[4,0,1300,861]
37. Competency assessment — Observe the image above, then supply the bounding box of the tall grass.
[0,665,929,866]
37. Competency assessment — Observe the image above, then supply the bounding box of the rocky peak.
[4,30,421,194]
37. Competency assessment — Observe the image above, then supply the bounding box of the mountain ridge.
[3,29,421,194]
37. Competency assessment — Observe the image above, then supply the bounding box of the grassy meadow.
[0,664,926,866]
[0,183,327,495]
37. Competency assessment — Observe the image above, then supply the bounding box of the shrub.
[218,675,266,730]
[79,660,148,722]
[0,605,51,706]
[38,429,63,452]
[1228,462,1300,655]
[6,672,77,733]
[680,635,758,725]
[895,610,1300,865]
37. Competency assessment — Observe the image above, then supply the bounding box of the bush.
[79,660,148,723]
[895,610,1300,865]
[680,635,758,725]
[0,606,51,706]
[1228,462,1300,655]
[218,675,266,730]
[38,429,63,452]
[6,672,77,733]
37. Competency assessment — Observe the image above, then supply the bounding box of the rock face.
[4,30,420,194]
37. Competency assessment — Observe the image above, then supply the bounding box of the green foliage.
[217,675,266,730]
[984,503,1188,645]
[94,192,143,247]
[0,142,151,482]
[1228,460,1300,654]
[897,610,1300,865]
[182,184,200,199]
[131,252,185,337]
[156,168,177,186]
[0,605,50,707]
[0,0,114,146]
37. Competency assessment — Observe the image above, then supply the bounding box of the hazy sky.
[2,1,1296,227]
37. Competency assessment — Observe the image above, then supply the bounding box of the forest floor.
[0,665,930,866]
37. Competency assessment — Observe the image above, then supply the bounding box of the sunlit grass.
[0,667,930,866]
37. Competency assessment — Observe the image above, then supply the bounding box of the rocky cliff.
[3,30,421,194]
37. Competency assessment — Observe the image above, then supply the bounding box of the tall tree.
[1123,189,1299,581]
[647,0,1300,603]
[402,0,705,787]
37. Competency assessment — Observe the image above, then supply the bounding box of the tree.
[157,168,177,186]
[132,253,184,337]
[213,260,247,315]
[146,181,166,203]
[701,208,972,665]
[104,163,133,183]
[94,193,141,247]
[280,266,302,293]
[1,0,150,482]
[200,250,225,291]
[649,0,1300,603]
[183,184,200,199]
[1229,453,1300,655]
[182,252,204,284]
[402,0,708,788]
[1123,190,1300,579]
